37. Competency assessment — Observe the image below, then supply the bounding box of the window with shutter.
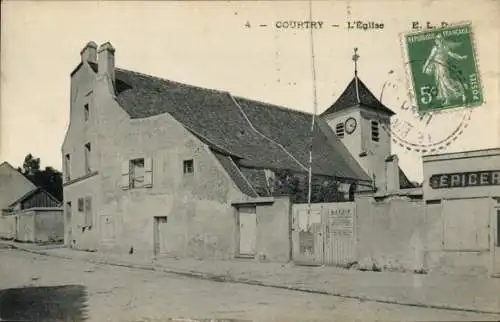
[65,154,71,181]
[130,158,145,188]
[77,198,84,212]
[122,157,154,190]
[144,158,153,187]
[335,123,345,138]
[371,120,380,142]
[121,160,130,190]
[84,143,91,174]
[85,197,92,227]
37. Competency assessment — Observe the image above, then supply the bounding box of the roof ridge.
[233,96,313,117]
[117,67,316,117]
[116,67,226,94]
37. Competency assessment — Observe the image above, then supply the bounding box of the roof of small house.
[111,67,372,189]
[0,161,37,209]
[321,77,395,116]
[7,187,61,210]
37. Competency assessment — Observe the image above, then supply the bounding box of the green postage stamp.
[403,23,483,114]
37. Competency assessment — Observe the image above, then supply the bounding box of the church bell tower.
[320,48,396,192]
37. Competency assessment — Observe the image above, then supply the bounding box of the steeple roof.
[321,77,395,117]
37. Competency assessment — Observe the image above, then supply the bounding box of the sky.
[1,0,499,182]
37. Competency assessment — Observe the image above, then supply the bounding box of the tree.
[269,169,342,203]
[18,154,63,202]
[21,153,40,175]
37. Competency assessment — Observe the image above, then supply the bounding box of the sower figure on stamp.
[422,34,468,105]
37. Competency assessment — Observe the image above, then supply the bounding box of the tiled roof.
[399,167,417,189]
[7,187,61,209]
[112,68,372,196]
[239,167,271,197]
[212,152,258,198]
[321,77,395,116]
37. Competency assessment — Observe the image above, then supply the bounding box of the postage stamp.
[403,22,483,114]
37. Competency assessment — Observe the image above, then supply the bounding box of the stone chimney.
[385,154,400,193]
[98,42,115,84]
[80,41,97,63]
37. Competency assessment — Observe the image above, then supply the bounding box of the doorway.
[493,206,500,276]
[238,207,257,257]
[65,202,72,247]
[153,216,168,256]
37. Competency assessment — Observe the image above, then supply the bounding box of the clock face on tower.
[345,117,357,134]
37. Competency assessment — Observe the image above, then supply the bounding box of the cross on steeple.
[352,47,361,103]
[352,47,360,77]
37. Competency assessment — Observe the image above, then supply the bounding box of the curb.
[4,242,500,316]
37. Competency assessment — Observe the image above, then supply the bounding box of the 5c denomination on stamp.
[403,22,483,114]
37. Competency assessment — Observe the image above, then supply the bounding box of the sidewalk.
[2,240,500,315]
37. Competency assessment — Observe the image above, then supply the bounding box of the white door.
[493,207,500,276]
[156,216,169,255]
[239,207,257,256]
[65,202,72,247]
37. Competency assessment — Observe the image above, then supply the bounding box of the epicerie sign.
[429,170,500,189]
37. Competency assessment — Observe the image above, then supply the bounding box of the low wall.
[0,214,16,239]
[5,208,63,243]
[424,197,493,275]
[355,197,426,271]
[34,208,64,242]
[233,196,292,263]
[16,211,35,242]
[255,197,291,262]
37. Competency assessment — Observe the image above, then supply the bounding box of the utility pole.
[307,0,319,223]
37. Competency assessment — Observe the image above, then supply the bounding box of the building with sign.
[423,148,500,276]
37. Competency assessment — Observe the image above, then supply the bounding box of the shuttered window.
[335,123,345,138]
[84,196,92,227]
[77,198,84,212]
[121,157,153,190]
[84,143,91,174]
[371,120,380,142]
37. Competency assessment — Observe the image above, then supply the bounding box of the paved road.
[1,249,499,322]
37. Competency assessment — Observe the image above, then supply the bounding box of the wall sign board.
[430,170,500,189]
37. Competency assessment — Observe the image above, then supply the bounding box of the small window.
[84,104,89,121]
[371,120,380,142]
[64,154,71,181]
[130,158,145,188]
[77,198,84,212]
[335,123,345,138]
[84,143,91,173]
[183,159,194,174]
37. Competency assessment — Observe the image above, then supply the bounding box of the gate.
[292,202,356,266]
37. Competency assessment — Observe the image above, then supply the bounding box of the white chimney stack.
[385,154,400,193]
[98,42,115,84]
[80,41,97,63]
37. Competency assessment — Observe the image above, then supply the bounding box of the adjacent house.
[62,41,417,261]
[0,162,63,243]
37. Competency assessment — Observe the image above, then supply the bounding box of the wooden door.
[493,207,500,276]
[154,216,169,256]
[65,202,72,247]
[239,207,257,256]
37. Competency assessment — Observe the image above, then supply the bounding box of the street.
[0,249,499,322]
